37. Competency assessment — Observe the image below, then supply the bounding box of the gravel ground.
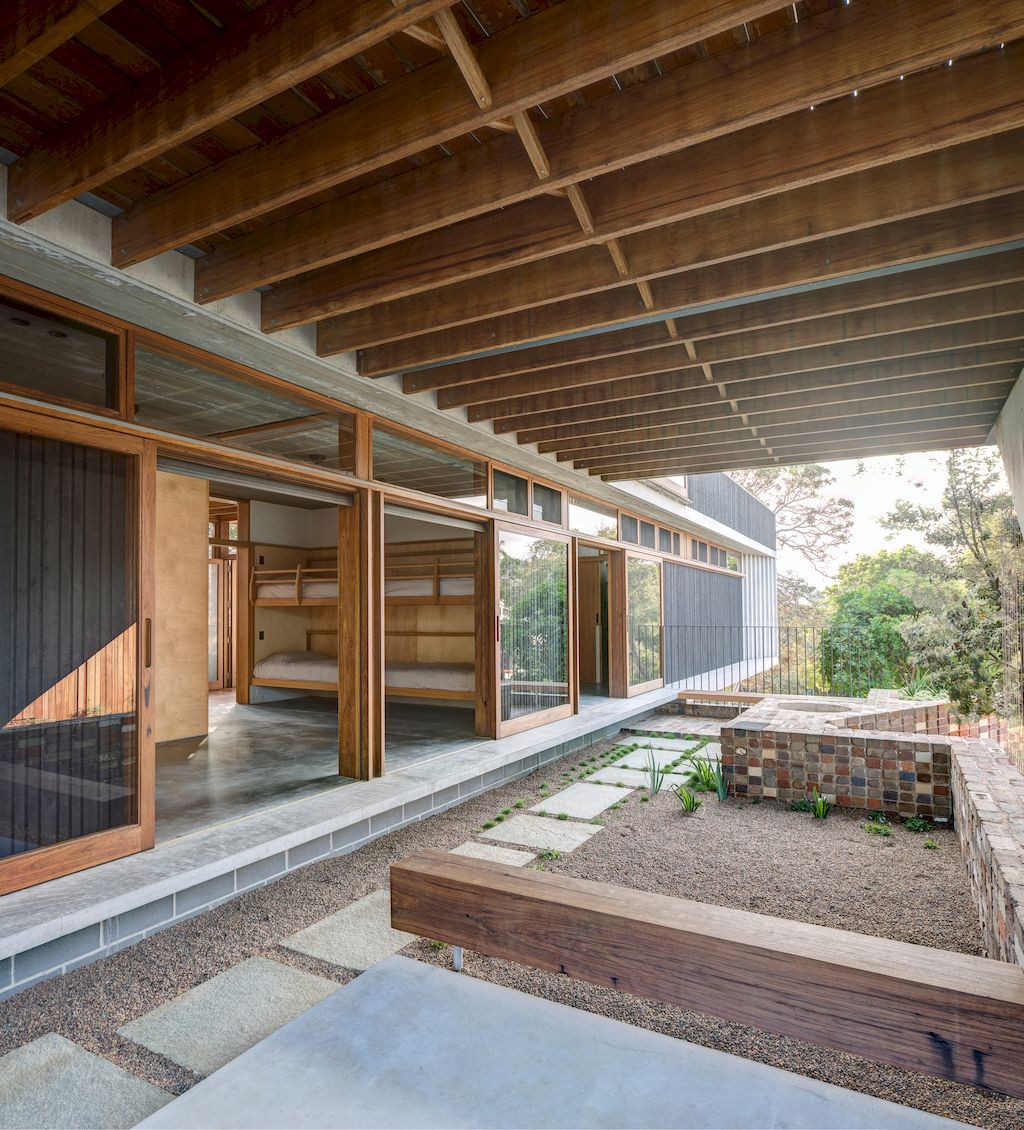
[0,725,1018,1130]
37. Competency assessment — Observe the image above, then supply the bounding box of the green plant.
[904,816,931,832]
[539,849,561,860]
[492,814,505,823]
[556,812,569,821]
[673,784,703,813]
[428,939,446,950]
[537,810,547,817]
[640,796,649,802]
[923,838,939,849]
[481,820,496,829]
[868,812,890,825]
[644,746,667,795]
[514,800,525,809]
[685,755,718,793]
[790,797,815,813]
[810,788,832,820]
[863,822,892,837]
[899,671,940,700]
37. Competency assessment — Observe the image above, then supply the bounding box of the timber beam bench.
[675,690,765,705]
[390,850,1024,1098]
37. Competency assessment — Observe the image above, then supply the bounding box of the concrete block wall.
[0,709,647,1002]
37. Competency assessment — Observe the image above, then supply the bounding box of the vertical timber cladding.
[663,564,743,683]
[685,475,776,550]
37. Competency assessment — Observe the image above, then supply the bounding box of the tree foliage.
[730,464,853,572]
[820,450,1019,714]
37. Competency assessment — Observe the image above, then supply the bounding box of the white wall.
[993,371,1024,526]
[742,552,778,662]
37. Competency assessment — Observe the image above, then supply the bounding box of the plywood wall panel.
[155,471,209,742]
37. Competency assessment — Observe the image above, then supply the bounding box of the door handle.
[144,618,153,669]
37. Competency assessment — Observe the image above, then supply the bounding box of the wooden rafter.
[109,0,782,267]
[314,132,1024,348]
[0,1,120,89]
[193,4,1024,310]
[348,194,1024,370]
[6,0,460,223]
[515,367,1020,447]
[412,249,1024,395]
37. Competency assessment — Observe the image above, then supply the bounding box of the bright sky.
[778,452,954,587]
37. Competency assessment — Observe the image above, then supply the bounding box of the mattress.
[385,661,475,692]
[252,651,337,683]
[255,580,338,600]
[385,577,474,597]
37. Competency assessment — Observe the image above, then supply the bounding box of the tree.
[881,449,1017,605]
[730,464,853,573]
[776,571,825,626]
[820,581,919,695]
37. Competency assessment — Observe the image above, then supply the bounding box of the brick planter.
[719,691,953,820]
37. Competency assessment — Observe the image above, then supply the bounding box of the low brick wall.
[950,740,1024,965]
[722,726,953,820]
[719,692,954,820]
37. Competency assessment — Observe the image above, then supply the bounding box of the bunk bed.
[247,539,477,702]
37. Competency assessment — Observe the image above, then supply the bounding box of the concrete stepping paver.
[282,889,414,972]
[587,766,687,789]
[479,813,601,852]
[616,746,697,770]
[530,782,631,820]
[451,842,535,866]
[118,957,337,1077]
[0,1034,171,1130]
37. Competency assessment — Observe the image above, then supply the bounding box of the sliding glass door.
[626,554,664,694]
[496,527,573,735]
[0,409,154,894]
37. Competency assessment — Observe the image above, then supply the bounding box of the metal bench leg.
[452,945,463,972]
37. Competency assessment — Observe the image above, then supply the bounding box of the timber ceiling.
[2,0,1023,480]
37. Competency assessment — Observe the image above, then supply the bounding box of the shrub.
[684,755,718,793]
[904,816,931,833]
[923,838,939,849]
[863,822,892,837]
[673,784,703,814]
[790,797,815,813]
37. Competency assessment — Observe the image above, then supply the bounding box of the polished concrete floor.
[156,695,479,842]
[156,694,350,843]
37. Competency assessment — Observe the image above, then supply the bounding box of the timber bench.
[391,850,1024,1098]
[675,689,765,705]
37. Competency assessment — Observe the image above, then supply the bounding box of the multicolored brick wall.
[950,740,1024,966]
[721,725,953,820]
[716,691,1024,964]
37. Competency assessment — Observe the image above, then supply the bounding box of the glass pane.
[659,528,672,554]
[0,430,139,859]
[0,295,117,410]
[134,345,356,472]
[499,532,569,723]
[672,532,681,557]
[640,520,656,549]
[492,469,528,516]
[569,496,617,539]
[532,482,562,524]
[627,557,662,686]
[373,427,487,506]
[620,514,638,543]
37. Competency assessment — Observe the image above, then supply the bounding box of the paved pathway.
[0,716,722,1128]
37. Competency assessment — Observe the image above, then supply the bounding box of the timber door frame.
[494,521,575,739]
[575,539,628,701]
[0,403,156,896]
[624,549,666,698]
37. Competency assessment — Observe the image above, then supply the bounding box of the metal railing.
[660,624,892,697]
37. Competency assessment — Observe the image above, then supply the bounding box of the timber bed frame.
[246,539,477,703]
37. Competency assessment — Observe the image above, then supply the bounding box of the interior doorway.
[207,497,238,691]
[575,541,627,705]
[577,546,610,697]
